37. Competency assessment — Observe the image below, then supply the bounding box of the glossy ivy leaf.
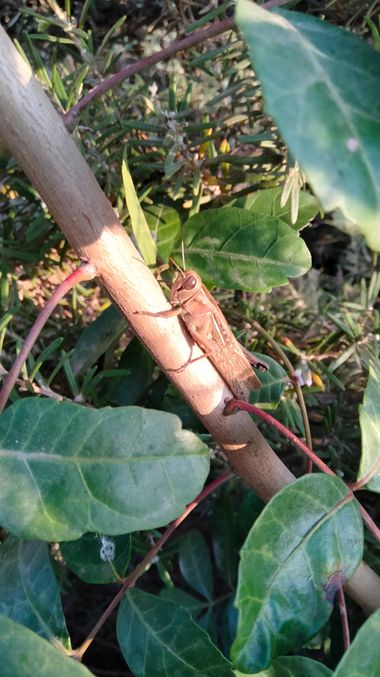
[70,304,127,376]
[248,353,286,409]
[159,588,207,617]
[334,608,380,676]
[212,492,239,588]
[107,337,154,406]
[232,187,320,230]
[163,385,206,433]
[357,361,380,492]
[60,532,131,584]
[179,530,213,601]
[237,1,380,251]
[0,536,69,647]
[235,655,332,676]
[144,204,181,263]
[174,208,311,292]
[0,399,209,541]
[232,474,363,673]
[117,589,235,677]
[0,615,92,677]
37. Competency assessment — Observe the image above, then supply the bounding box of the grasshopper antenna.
[169,257,183,273]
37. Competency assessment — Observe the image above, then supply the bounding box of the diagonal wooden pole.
[0,24,378,614]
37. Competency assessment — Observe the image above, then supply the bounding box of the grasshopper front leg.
[134,306,183,319]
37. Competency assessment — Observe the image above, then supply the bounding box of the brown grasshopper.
[137,269,268,401]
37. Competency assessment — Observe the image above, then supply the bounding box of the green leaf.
[212,493,239,588]
[70,304,128,376]
[236,187,320,230]
[0,536,69,647]
[174,208,311,292]
[232,474,363,673]
[117,589,235,676]
[144,204,181,263]
[159,587,207,617]
[0,399,209,541]
[122,154,157,265]
[0,615,92,677]
[357,360,380,491]
[237,1,380,251]
[179,530,213,600]
[248,353,286,409]
[334,608,380,676]
[61,532,131,584]
[107,337,154,406]
[235,655,332,676]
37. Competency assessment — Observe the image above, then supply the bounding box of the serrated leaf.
[174,208,311,292]
[122,155,157,265]
[117,589,235,677]
[232,474,363,673]
[0,615,92,677]
[334,608,380,676]
[235,654,332,676]
[0,536,69,647]
[70,304,128,376]
[61,532,131,584]
[239,187,320,230]
[179,530,213,600]
[144,204,181,263]
[0,399,209,541]
[357,360,380,491]
[248,353,286,409]
[237,1,380,251]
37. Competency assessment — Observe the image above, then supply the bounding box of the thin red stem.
[0,262,96,413]
[224,399,380,543]
[72,470,233,661]
[224,399,335,476]
[63,0,290,126]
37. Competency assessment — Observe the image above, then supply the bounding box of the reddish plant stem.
[337,587,350,650]
[224,399,380,543]
[0,262,96,413]
[224,399,334,476]
[63,0,290,126]
[72,470,233,661]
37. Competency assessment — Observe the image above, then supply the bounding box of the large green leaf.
[235,655,332,676]
[231,187,320,231]
[357,361,380,492]
[0,615,92,677]
[61,532,131,584]
[232,474,363,673]
[117,589,235,676]
[0,399,209,541]
[0,536,69,647]
[178,530,213,601]
[174,207,311,292]
[334,608,380,676]
[107,337,154,406]
[237,1,380,251]
[70,304,127,376]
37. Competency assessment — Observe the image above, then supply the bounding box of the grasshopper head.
[170,270,202,304]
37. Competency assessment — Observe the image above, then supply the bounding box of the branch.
[0,22,379,615]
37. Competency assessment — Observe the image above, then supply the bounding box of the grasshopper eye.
[183,276,197,290]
